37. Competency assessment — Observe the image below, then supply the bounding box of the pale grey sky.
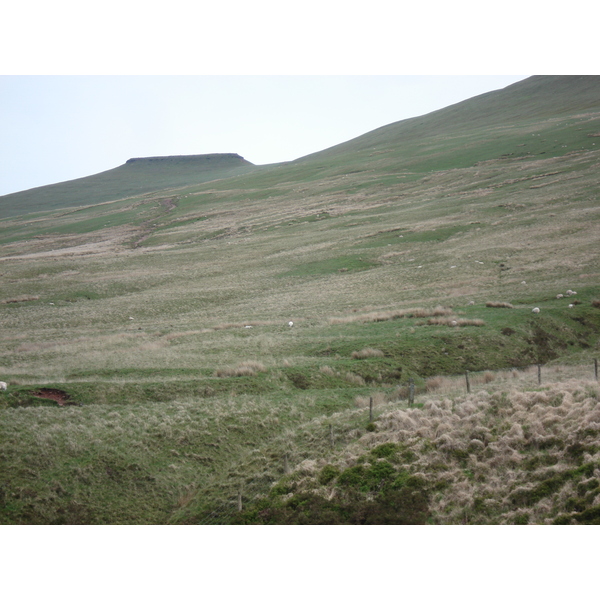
[0,75,529,196]
[0,1,595,198]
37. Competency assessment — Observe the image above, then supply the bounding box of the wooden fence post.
[237,487,243,512]
[409,378,415,406]
[595,358,598,382]
[538,364,542,385]
[369,396,373,421]
[465,370,471,393]
[329,424,334,449]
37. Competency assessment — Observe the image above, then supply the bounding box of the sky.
[0,75,530,196]
[1,2,597,199]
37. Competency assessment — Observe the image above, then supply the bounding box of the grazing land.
[1,75,600,524]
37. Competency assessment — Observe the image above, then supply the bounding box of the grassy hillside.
[1,75,599,524]
[0,153,257,219]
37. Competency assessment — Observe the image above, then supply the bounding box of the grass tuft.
[486,301,514,309]
[351,348,385,359]
[215,361,267,377]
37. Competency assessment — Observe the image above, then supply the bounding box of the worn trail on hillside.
[132,195,179,248]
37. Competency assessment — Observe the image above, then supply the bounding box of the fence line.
[192,358,600,524]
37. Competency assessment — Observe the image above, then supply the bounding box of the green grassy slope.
[0,153,257,219]
[1,75,600,524]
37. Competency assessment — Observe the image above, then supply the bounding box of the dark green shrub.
[391,469,411,489]
[318,465,340,485]
[572,505,600,524]
[513,513,529,525]
[338,465,366,488]
[337,461,396,492]
[565,497,587,513]
[552,514,574,525]
[401,449,417,462]
[270,481,294,497]
[369,461,396,484]
[370,443,397,458]
[354,488,430,525]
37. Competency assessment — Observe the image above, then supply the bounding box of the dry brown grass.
[214,361,267,377]
[472,370,497,384]
[425,375,448,392]
[426,317,485,327]
[344,372,366,386]
[319,365,337,376]
[411,306,454,318]
[163,329,211,341]
[344,373,367,387]
[354,391,388,408]
[351,348,384,359]
[211,320,280,331]
[329,306,453,325]
[341,376,600,524]
[486,301,514,309]
[1,295,40,304]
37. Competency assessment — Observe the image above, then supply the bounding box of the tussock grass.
[425,376,449,392]
[211,320,280,331]
[426,317,485,327]
[329,306,453,325]
[486,301,514,309]
[354,391,388,408]
[2,78,600,524]
[319,365,337,376]
[215,361,267,377]
[473,370,496,384]
[1,295,40,304]
[266,370,600,524]
[351,348,384,359]
[344,373,366,386]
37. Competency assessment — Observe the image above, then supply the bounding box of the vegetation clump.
[351,348,385,359]
[215,361,267,377]
[2,77,600,524]
[237,376,600,525]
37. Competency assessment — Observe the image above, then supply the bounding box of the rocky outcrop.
[125,153,252,166]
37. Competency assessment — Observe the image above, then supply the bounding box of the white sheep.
[532,307,540,314]
[569,304,574,309]
[288,321,294,327]
[0,381,7,391]
[556,294,564,299]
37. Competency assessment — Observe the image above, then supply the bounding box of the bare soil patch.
[31,388,79,406]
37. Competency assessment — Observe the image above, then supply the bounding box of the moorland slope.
[1,75,599,524]
[0,152,256,219]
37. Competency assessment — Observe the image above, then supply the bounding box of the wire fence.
[188,358,600,524]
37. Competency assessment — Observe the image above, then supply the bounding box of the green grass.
[279,255,377,278]
[1,76,600,523]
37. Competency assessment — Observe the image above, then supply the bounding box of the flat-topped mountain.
[2,76,600,525]
[125,153,250,166]
[0,153,256,219]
